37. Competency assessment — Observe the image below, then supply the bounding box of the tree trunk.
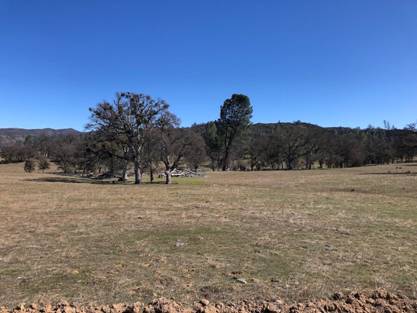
[134,159,141,184]
[286,157,293,170]
[210,160,216,171]
[222,147,230,171]
[165,170,172,184]
[250,159,256,171]
[110,156,115,177]
[306,157,312,170]
[121,163,128,182]
[150,167,154,183]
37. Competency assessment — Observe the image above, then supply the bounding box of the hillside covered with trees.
[1,92,417,183]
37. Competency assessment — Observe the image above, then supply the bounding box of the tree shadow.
[25,176,174,185]
[362,171,417,176]
[394,163,417,167]
[25,176,119,184]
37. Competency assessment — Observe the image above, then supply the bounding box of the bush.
[24,159,36,173]
[38,158,50,172]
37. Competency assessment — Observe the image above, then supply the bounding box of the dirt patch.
[1,290,416,313]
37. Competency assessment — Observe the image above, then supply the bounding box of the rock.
[44,304,52,313]
[199,306,217,313]
[60,301,70,307]
[324,244,336,251]
[132,303,142,313]
[235,278,247,284]
[265,303,280,313]
[323,303,336,311]
[14,304,25,311]
[199,300,209,307]
[332,292,343,300]
[146,298,182,313]
[110,304,125,313]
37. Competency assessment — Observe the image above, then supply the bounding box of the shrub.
[38,157,50,172]
[24,159,36,173]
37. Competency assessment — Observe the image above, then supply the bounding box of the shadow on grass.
[399,163,417,167]
[24,176,182,185]
[25,176,120,184]
[362,171,417,176]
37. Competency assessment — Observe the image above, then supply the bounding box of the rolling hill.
[0,128,80,147]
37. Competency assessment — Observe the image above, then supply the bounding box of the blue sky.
[1,0,417,130]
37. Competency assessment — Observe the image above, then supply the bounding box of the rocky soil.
[1,290,416,313]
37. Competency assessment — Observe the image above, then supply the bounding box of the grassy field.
[0,162,417,306]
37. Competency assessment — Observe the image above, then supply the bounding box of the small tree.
[38,157,50,172]
[156,112,182,184]
[156,113,204,184]
[184,131,207,171]
[199,122,223,171]
[24,159,36,173]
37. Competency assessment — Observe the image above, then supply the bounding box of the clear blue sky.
[1,0,417,130]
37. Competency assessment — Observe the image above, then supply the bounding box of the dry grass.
[0,163,417,305]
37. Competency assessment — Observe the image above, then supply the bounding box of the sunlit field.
[1,162,416,306]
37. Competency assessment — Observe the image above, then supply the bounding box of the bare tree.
[156,113,199,184]
[184,131,207,171]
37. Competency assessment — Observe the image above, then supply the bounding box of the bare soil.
[1,290,416,313]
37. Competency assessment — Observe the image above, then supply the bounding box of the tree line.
[1,92,417,183]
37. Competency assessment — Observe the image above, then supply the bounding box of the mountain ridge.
[0,128,81,146]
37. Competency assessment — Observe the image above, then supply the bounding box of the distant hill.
[0,128,81,147]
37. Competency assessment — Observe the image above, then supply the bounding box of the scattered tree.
[38,157,50,172]
[24,159,36,173]
[88,92,171,184]
[218,94,253,171]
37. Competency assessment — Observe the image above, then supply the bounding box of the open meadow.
[0,162,417,306]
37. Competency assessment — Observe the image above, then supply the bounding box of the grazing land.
[0,163,417,306]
